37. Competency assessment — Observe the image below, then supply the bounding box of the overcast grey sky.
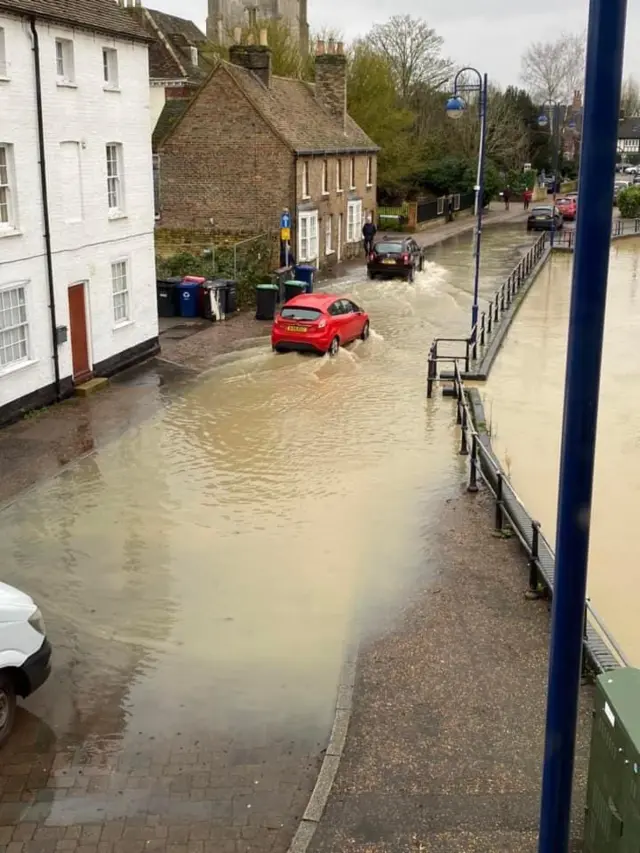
[151,0,640,89]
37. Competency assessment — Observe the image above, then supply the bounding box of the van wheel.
[0,673,16,748]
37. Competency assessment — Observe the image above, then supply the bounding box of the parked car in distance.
[556,196,577,221]
[614,180,632,204]
[527,205,564,232]
[367,237,424,282]
[271,293,370,356]
[0,582,51,747]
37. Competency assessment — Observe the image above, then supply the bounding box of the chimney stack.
[229,33,272,89]
[315,38,347,130]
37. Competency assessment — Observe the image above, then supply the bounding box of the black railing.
[426,232,548,397]
[554,217,640,250]
[417,191,477,224]
[449,361,628,675]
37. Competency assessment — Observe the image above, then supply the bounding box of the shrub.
[617,185,640,219]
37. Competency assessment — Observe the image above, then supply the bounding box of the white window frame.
[102,47,119,90]
[0,281,30,372]
[301,161,310,199]
[0,28,9,80]
[106,143,125,217]
[111,259,131,326]
[366,156,373,187]
[55,38,76,86]
[347,199,362,243]
[336,159,343,193]
[298,210,318,263]
[0,143,18,233]
[349,157,356,190]
[321,159,329,195]
[325,215,333,255]
[437,196,445,216]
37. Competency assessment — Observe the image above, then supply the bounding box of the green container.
[284,280,306,302]
[584,667,640,852]
[255,283,279,321]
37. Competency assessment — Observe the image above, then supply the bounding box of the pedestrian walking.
[523,188,532,210]
[446,194,454,222]
[362,215,377,257]
[503,186,511,211]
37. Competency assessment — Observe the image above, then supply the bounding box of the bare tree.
[366,15,453,101]
[451,88,530,171]
[621,76,640,117]
[520,32,586,104]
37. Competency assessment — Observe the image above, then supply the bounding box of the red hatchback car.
[556,196,577,221]
[271,294,370,356]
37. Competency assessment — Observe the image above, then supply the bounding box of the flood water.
[0,224,534,824]
[484,240,640,664]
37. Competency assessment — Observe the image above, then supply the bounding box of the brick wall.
[295,153,377,265]
[158,68,294,233]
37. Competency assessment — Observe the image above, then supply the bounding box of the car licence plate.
[287,325,307,332]
[382,258,396,265]
[536,216,546,220]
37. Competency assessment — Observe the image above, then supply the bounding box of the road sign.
[538,114,549,128]
[280,227,290,241]
[280,212,290,230]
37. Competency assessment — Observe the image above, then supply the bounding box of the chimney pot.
[316,39,325,56]
[233,26,242,44]
[259,28,268,46]
[247,32,255,45]
[327,37,335,54]
[336,41,344,55]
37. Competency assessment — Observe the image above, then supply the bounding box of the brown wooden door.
[68,283,92,383]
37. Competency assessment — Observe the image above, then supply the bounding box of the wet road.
[0,225,534,850]
[483,240,640,664]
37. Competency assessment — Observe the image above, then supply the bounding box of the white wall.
[150,85,166,131]
[0,12,157,411]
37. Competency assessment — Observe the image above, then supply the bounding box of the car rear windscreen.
[532,207,552,215]
[374,242,404,254]
[280,307,322,321]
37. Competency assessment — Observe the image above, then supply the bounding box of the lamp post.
[538,102,562,247]
[446,68,488,345]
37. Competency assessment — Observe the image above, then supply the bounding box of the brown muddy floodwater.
[0,224,534,829]
[484,240,640,665]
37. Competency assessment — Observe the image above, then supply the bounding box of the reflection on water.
[0,224,532,767]
[484,240,640,664]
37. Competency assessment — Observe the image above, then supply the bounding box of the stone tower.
[207,0,309,55]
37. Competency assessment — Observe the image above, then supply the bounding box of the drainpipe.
[30,18,61,400]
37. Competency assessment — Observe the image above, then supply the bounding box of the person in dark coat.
[503,186,511,211]
[362,216,377,256]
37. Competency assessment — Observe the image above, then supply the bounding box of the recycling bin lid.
[256,283,279,290]
[295,264,317,271]
[183,275,206,283]
[284,280,305,285]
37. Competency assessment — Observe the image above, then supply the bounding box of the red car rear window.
[280,307,322,321]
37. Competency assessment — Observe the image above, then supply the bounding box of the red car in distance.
[556,196,577,221]
[271,293,370,356]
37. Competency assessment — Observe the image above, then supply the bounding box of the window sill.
[108,211,128,221]
[113,319,134,331]
[0,358,37,379]
[349,186,356,191]
[0,227,22,239]
[321,191,329,197]
[56,80,78,89]
[0,76,10,83]
[103,85,121,93]
[366,183,373,188]
[301,194,311,201]
[336,189,344,194]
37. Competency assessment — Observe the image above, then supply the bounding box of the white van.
[0,582,51,747]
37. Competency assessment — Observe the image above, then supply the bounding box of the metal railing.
[554,217,640,250]
[448,360,629,674]
[426,232,548,396]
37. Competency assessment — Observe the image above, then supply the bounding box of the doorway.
[68,283,92,383]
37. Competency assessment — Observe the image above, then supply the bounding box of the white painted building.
[0,0,159,425]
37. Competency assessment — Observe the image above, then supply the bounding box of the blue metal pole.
[470,74,488,344]
[538,1,627,852]
[550,103,560,248]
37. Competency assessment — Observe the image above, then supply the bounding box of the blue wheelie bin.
[177,277,204,318]
[294,264,316,293]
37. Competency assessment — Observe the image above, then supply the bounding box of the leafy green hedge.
[156,235,276,309]
[617,186,640,219]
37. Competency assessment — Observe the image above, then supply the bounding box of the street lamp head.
[446,96,466,120]
[538,114,549,128]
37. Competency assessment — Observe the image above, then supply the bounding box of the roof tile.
[0,0,149,41]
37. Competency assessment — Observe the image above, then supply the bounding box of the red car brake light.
[402,253,410,263]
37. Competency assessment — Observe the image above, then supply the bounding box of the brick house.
[157,34,378,267]
[122,1,215,136]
